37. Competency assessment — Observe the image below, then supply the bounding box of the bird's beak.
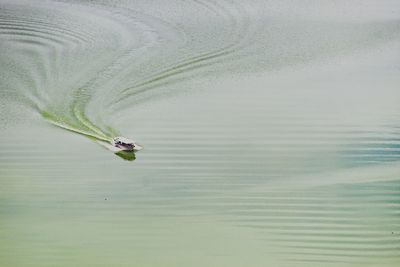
[133,143,143,151]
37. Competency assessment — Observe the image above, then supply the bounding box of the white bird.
[112,136,143,152]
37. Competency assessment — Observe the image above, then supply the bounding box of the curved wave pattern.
[0,1,169,140]
[104,0,256,115]
[0,0,255,141]
[106,2,400,113]
[1,0,400,142]
[0,1,118,140]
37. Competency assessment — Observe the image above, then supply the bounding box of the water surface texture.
[1,0,400,266]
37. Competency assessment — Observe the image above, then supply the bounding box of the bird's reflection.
[115,150,136,161]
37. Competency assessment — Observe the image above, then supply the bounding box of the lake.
[1,0,400,266]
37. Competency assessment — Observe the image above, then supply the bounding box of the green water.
[1,0,400,266]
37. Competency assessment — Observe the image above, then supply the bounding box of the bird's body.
[112,136,142,152]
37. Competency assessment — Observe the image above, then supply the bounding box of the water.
[1,0,400,266]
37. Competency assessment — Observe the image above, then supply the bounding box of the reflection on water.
[1,0,400,266]
[115,150,136,161]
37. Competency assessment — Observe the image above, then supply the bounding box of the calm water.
[1,0,400,266]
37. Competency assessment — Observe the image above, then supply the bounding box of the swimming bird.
[112,136,143,152]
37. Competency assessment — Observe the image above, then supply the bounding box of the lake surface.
[1,0,400,266]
